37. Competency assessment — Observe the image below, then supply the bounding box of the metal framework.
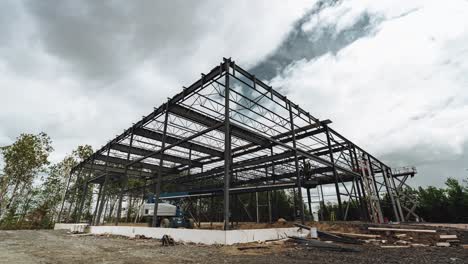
[59,58,418,229]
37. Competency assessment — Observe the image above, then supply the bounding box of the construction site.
[2,0,468,262]
[0,58,448,263]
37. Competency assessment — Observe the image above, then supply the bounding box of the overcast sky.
[1,0,467,188]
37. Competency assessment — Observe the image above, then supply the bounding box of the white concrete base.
[87,225,311,245]
[54,223,88,233]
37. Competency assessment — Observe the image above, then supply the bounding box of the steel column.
[96,149,111,225]
[152,103,170,227]
[92,183,103,225]
[57,170,74,223]
[325,125,343,220]
[381,163,400,222]
[288,102,305,224]
[223,59,232,230]
[388,168,405,221]
[116,130,134,225]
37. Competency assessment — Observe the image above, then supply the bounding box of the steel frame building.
[59,58,418,229]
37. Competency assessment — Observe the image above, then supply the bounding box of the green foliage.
[414,177,468,223]
[0,137,93,229]
[320,177,468,223]
[0,133,53,219]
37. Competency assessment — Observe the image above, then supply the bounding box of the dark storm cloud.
[1,0,313,162]
[25,0,204,82]
[250,0,377,80]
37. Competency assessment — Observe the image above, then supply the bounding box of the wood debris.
[436,242,450,247]
[439,234,457,240]
[328,231,380,239]
[368,227,437,233]
[381,245,410,249]
[288,236,360,252]
[237,245,269,251]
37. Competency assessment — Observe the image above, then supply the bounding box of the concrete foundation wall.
[54,223,311,245]
[90,226,226,244]
[88,226,310,245]
[54,223,88,233]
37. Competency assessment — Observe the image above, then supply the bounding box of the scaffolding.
[58,58,418,229]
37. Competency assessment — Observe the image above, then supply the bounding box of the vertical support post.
[57,170,74,223]
[152,103,170,227]
[68,170,83,222]
[210,195,214,228]
[362,154,384,223]
[368,158,384,222]
[116,130,134,225]
[348,147,366,220]
[76,180,89,223]
[188,147,192,175]
[351,147,370,221]
[77,161,95,223]
[223,58,232,230]
[381,163,400,222]
[324,125,343,220]
[96,149,111,225]
[288,102,305,224]
[388,168,405,221]
[92,183,103,225]
[255,192,259,223]
[307,188,312,220]
[270,147,276,221]
[292,188,297,220]
[267,191,272,223]
[264,167,272,223]
[319,184,325,221]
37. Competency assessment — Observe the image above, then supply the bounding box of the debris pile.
[286,222,468,251]
[162,234,175,246]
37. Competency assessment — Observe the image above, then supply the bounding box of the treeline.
[319,177,468,223]
[0,132,307,229]
[0,132,92,229]
[2,132,466,229]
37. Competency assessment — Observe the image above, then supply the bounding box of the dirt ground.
[0,230,467,264]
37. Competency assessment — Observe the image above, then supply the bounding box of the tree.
[0,132,53,219]
[54,145,93,223]
[445,178,468,222]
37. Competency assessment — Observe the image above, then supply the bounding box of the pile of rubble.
[286,223,468,251]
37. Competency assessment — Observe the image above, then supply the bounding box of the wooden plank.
[317,230,362,244]
[381,245,410,248]
[439,234,457,239]
[368,227,436,233]
[237,245,269,251]
[288,236,360,252]
[328,231,380,239]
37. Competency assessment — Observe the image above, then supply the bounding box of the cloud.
[23,0,314,83]
[1,0,467,189]
[0,0,314,162]
[269,0,468,186]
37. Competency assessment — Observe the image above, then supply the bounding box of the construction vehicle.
[139,201,194,228]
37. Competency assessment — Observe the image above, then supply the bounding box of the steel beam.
[111,143,202,167]
[133,127,223,158]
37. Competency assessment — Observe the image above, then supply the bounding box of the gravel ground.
[0,230,466,264]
